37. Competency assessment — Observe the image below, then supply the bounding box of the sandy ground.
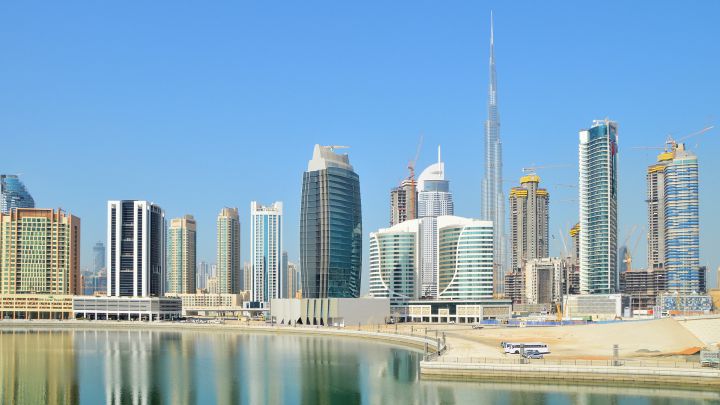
[382,318,705,360]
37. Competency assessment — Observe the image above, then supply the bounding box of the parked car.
[522,350,544,360]
[471,324,483,330]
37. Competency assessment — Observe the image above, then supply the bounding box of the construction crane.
[521,164,571,175]
[623,227,645,272]
[402,135,423,222]
[632,125,714,152]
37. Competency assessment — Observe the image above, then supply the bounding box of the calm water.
[0,328,717,405]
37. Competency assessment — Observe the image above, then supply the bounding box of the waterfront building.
[300,145,362,298]
[524,258,562,305]
[167,215,197,294]
[165,292,246,317]
[107,201,165,297]
[217,207,241,294]
[578,119,619,294]
[390,179,417,226]
[0,174,35,214]
[92,241,105,273]
[480,15,507,294]
[368,219,422,311]
[250,201,283,303]
[271,298,390,326]
[417,147,453,298]
[437,216,494,300]
[509,174,549,273]
[0,208,81,295]
[0,294,74,319]
[73,296,181,320]
[407,298,512,323]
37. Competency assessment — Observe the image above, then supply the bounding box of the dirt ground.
[400,318,704,360]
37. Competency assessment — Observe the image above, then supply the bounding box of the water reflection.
[0,328,717,405]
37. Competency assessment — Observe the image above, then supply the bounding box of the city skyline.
[2,3,719,292]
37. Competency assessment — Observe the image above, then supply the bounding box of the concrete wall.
[271,298,389,326]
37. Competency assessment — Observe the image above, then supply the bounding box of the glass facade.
[0,175,35,214]
[579,120,618,294]
[664,152,700,293]
[301,164,362,299]
[437,220,494,300]
[368,221,419,309]
[250,202,282,303]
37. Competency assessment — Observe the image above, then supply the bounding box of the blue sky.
[1,2,718,292]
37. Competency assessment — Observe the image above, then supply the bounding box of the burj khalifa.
[481,12,506,294]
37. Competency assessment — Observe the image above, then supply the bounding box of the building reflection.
[0,329,78,404]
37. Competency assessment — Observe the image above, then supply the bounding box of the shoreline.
[4,319,719,390]
[0,320,440,354]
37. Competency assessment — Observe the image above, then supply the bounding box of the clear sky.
[1,2,719,292]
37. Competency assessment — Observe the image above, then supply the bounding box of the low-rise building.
[565,294,627,320]
[0,294,74,319]
[524,258,563,305]
[271,298,390,326]
[407,299,512,323]
[165,292,248,316]
[73,296,181,321]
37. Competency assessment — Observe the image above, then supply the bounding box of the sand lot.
[423,318,705,360]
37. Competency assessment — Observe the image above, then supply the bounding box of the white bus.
[503,342,550,355]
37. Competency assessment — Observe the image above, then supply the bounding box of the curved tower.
[480,12,506,294]
[300,145,362,298]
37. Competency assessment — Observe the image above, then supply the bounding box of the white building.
[524,257,563,305]
[437,216,494,300]
[107,200,165,297]
[417,146,453,298]
[250,201,283,303]
[368,219,422,312]
[579,119,619,294]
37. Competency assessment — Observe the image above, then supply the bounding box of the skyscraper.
[286,261,299,298]
[369,219,422,309]
[243,262,252,293]
[417,146,453,298]
[250,201,283,303]
[0,208,80,295]
[217,208,241,294]
[92,241,106,273]
[107,200,165,297]
[437,216,494,300]
[480,13,507,294]
[0,174,35,214]
[509,174,549,273]
[196,261,210,290]
[647,142,701,293]
[167,215,197,294]
[300,145,362,298]
[390,179,417,226]
[578,119,619,294]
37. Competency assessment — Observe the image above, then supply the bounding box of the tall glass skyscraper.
[647,143,700,293]
[417,146,453,298]
[0,174,35,214]
[250,201,283,303]
[578,119,618,294]
[92,241,106,273]
[107,200,165,297]
[480,14,507,294]
[300,145,362,298]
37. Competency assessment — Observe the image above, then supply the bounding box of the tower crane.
[521,164,571,175]
[403,134,423,221]
[631,125,714,152]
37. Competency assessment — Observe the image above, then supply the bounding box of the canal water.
[0,328,717,404]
